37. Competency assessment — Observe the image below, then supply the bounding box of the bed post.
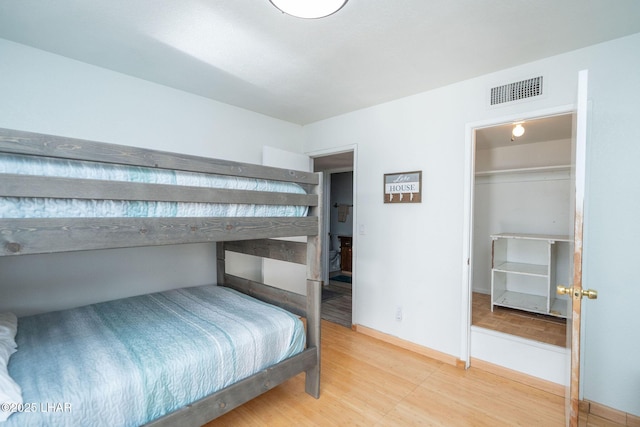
[305,172,323,398]
[216,242,226,286]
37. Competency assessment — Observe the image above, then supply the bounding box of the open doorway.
[470,113,574,347]
[313,151,354,328]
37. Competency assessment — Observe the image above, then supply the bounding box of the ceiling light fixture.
[269,0,348,19]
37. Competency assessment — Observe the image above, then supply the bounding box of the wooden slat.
[1,174,317,206]
[223,239,307,264]
[0,128,319,185]
[144,348,318,427]
[0,217,318,256]
[222,274,307,317]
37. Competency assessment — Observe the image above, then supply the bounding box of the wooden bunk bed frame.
[0,127,322,426]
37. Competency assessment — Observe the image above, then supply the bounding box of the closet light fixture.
[269,0,348,19]
[512,123,525,138]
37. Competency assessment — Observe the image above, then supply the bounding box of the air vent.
[490,76,543,105]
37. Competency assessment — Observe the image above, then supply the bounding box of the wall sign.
[383,171,422,203]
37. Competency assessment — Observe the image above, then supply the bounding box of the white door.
[262,146,311,295]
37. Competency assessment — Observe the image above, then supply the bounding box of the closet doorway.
[313,150,354,328]
[470,113,574,347]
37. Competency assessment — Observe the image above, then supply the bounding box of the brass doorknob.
[557,285,572,295]
[556,285,598,300]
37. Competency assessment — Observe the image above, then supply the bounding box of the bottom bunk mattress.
[5,285,306,427]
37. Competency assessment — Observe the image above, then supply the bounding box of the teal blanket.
[6,285,305,426]
[0,154,308,218]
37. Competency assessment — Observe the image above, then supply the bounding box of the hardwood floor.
[472,292,567,347]
[201,293,625,426]
[205,320,617,426]
[321,279,352,328]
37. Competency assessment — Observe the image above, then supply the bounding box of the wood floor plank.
[204,319,599,426]
[378,384,505,427]
[321,282,352,328]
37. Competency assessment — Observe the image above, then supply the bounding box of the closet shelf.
[492,291,548,315]
[475,164,571,177]
[493,261,548,277]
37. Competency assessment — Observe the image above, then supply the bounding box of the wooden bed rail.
[0,128,319,185]
[144,348,318,426]
[3,173,317,206]
[0,217,319,256]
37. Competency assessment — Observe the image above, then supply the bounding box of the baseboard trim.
[353,324,460,367]
[581,400,640,426]
[470,357,565,397]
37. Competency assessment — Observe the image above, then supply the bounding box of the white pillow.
[0,312,22,422]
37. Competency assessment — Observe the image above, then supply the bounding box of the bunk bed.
[0,128,322,426]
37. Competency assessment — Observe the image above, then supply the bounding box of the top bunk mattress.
[0,154,308,218]
[4,285,305,427]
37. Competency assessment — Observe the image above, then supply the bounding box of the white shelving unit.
[491,233,571,318]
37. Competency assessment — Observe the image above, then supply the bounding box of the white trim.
[306,145,357,158]
[471,326,569,385]
[461,121,476,368]
[472,325,566,353]
[307,144,358,324]
[461,104,575,368]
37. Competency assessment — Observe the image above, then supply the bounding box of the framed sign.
[384,171,422,203]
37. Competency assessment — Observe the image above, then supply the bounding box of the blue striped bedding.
[5,285,306,427]
[0,154,308,218]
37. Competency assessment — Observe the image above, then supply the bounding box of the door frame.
[460,104,577,368]
[307,144,358,322]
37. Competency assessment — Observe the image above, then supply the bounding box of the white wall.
[475,138,572,173]
[0,39,302,162]
[261,146,311,296]
[304,33,640,416]
[0,39,303,315]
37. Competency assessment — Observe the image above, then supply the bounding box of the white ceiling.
[1,1,639,125]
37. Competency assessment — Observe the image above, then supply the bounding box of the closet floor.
[472,292,567,347]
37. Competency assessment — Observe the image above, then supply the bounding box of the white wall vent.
[490,76,543,106]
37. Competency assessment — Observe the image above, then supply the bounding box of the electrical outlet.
[395,306,403,321]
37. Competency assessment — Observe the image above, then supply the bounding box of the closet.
[472,114,574,343]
